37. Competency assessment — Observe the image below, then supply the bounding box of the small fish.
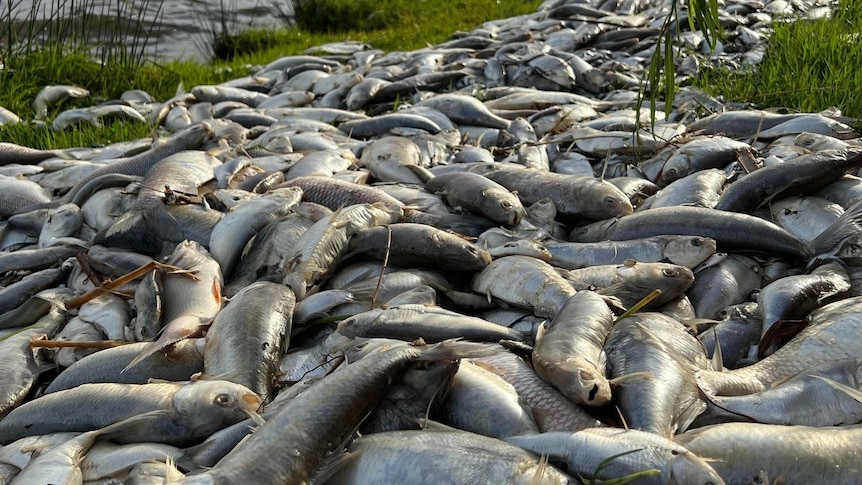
[33,85,90,118]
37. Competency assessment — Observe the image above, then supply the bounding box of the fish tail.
[99,201,184,254]
[808,199,862,258]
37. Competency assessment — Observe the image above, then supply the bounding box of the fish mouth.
[241,392,263,410]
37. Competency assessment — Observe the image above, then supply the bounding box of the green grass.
[693,1,862,120]
[0,0,541,148]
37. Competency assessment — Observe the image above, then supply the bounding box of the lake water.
[1,0,290,61]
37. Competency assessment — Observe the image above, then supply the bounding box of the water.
[1,0,290,61]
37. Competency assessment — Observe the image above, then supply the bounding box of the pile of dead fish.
[1,0,861,483]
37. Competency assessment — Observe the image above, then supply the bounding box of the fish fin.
[674,395,707,434]
[311,450,359,485]
[595,281,627,297]
[530,455,552,485]
[608,371,654,387]
[690,370,759,425]
[415,339,502,361]
[498,339,534,357]
[710,328,724,371]
[471,360,503,375]
[95,410,170,441]
[812,375,862,403]
[757,319,808,358]
[413,418,461,432]
[405,164,434,183]
[122,315,204,372]
[615,405,629,430]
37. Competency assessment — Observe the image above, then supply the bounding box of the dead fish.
[0,175,52,217]
[478,167,633,220]
[44,339,205,393]
[698,358,862,427]
[545,236,716,269]
[424,172,525,225]
[604,313,710,437]
[564,260,695,309]
[472,255,576,319]
[172,340,495,484]
[677,422,862,485]
[699,296,862,396]
[100,150,221,254]
[507,428,725,485]
[0,142,68,166]
[204,281,295,400]
[570,206,816,259]
[33,84,90,118]
[715,149,862,214]
[327,429,572,484]
[346,223,492,272]
[0,379,260,446]
[532,290,615,406]
[337,304,526,343]
[472,351,603,432]
[441,359,539,439]
[0,308,65,418]
[658,136,753,185]
[208,186,303,279]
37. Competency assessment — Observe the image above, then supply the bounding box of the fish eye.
[690,237,703,247]
[214,393,232,407]
[501,201,512,209]
[670,449,679,455]
[343,318,355,326]
[603,196,619,207]
[578,369,595,381]
[662,268,677,277]
[783,208,793,215]
[666,168,677,176]
[753,476,763,484]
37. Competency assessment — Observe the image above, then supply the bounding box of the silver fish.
[508,428,725,485]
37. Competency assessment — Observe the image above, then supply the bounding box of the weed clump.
[278,0,398,33]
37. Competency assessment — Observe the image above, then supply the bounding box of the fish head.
[173,380,263,436]
[480,188,524,226]
[668,450,726,485]
[488,239,552,261]
[589,183,634,219]
[537,356,611,406]
[336,309,385,339]
[526,198,557,224]
[340,336,405,362]
[569,218,618,242]
[663,236,717,268]
[659,153,691,185]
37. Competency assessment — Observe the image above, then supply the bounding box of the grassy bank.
[694,1,862,121]
[0,0,542,149]
[1,0,857,150]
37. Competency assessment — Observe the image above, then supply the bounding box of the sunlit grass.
[0,0,541,148]
[694,1,862,120]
